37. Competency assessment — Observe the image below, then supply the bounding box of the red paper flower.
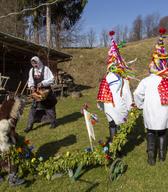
[102,143,106,147]
[109,31,115,36]
[159,28,166,35]
[24,139,30,145]
[91,119,96,125]
[105,154,111,160]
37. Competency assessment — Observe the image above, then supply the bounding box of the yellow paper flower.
[66,151,70,157]
[16,147,23,153]
[31,158,36,163]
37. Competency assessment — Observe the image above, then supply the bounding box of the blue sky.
[82,0,168,35]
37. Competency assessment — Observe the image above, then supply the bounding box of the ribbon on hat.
[106,31,135,79]
[149,28,168,75]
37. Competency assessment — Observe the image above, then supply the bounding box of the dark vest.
[32,66,45,88]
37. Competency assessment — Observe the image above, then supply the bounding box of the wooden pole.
[15,81,22,96]
[89,136,93,152]
[20,81,28,95]
[2,46,6,75]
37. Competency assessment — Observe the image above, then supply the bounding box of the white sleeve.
[133,79,146,109]
[41,66,54,87]
[28,68,34,88]
[123,79,133,111]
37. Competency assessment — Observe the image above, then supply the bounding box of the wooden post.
[2,46,6,75]
[0,73,2,88]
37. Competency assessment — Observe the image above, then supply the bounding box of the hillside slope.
[60,37,167,89]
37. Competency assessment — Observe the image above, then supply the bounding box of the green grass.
[2,38,168,191]
[0,87,168,192]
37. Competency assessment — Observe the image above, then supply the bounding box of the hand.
[37,83,43,88]
[30,87,35,93]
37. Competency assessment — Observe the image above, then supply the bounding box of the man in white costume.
[134,28,168,165]
[97,31,134,143]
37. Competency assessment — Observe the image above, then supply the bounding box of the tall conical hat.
[149,28,168,76]
[107,31,134,78]
[107,31,126,69]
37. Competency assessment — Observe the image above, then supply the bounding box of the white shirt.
[100,72,133,125]
[134,74,168,130]
[28,65,54,88]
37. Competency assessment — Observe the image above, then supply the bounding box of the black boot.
[158,130,167,162]
[50,120,57,129]
[24,125,33,133]
[8,172,25,186]
[108,120,117,143]
[147,130,157,165]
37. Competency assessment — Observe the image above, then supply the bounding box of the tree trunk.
[46,5,51,48]
[33,10,39,44]
[55,16,62,50]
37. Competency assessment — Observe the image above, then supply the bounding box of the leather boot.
[108,120,117,143]
[158,130,167,162]
[147,130,156,165]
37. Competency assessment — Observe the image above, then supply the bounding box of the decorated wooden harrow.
[0,107,141,182]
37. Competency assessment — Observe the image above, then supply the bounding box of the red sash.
[158,78,168,105]
[97,77,114,104]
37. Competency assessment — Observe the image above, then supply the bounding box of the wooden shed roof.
[0,31,72,64]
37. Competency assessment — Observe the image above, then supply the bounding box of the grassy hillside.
[60,37,167,89]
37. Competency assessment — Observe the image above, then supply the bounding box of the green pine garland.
[109,108,141,158]
[36,108,141,180]
[0,108,141,180]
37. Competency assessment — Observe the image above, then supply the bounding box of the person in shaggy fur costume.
[0,94,25,186]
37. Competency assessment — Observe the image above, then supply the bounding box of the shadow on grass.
[36,134,77,160]
[73,84,92,92]
[55,84,92,97]
[121,115,146,157]
[79,179,99,192]
[32,111,83,130]
[57,112,83,126]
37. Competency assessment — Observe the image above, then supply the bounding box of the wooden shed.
[0,32,72,91]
